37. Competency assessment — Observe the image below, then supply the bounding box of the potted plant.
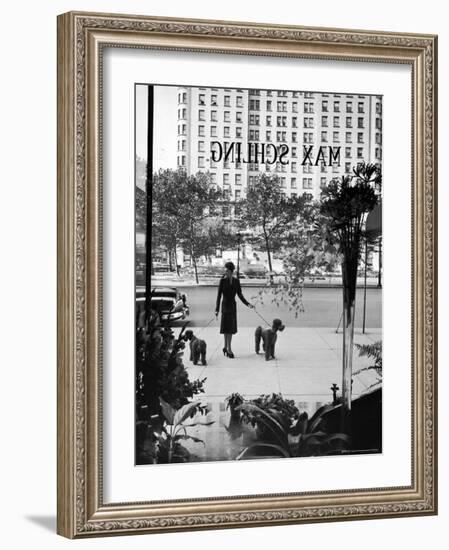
[225,392,245,421]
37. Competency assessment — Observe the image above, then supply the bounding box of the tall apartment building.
[176,86,382,205]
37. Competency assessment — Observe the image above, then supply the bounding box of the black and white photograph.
[135,83,383,465]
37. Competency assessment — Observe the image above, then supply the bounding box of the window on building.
[236,127,242,138]
[375,132,382,144]
[277,101,287,112]
[292,91,299,98]
[304,117,314,128]
[236,96,243,107]
[292,132,297,142]
[303,164,312,174]
[224,95,231,107]
[198,156,205,168]
[224,127,230,138]
[179,92,187,103]
[236,112,243,123]
[375,148,382,160]
[277,116,287,127]
[292,116,297,128]
[376,117,382,129]
[302,177,313,189]
[376,102,382,114]
[250,114,260,125]
[322,116,328,127]
[322,100,328,112]
[198,125,205,136]
[345,162,351,173]
[249,99,260,110]
[211,110,217,121]
[357,117,364,129]
[250,129,260,141]
[235,189,241,200]
[266,115,272,126]
[333,131,340,142]
[210,126,217,137]
[357,132,364,143]
[198,110,205,121]
[235,174,242,185]
[223,173,229,185]
[211,94,217,106]
[346,102,353,113]
[291,161,297,173]
[321,131,328,142]
[346,117,352,128]
[291,177,297,188]
[198,141,205,152]
[198,94,205,105]
[358,102,364,113]
[210,173,216,184]
[334,101,340,112]
[357,147,363,158]
[320,177,327,188]
[291,147,297,157]
[292,102,298,113]
[266,100,272,111]
[224,111,231,122]
[281,177,287,188]
[346,132,352,143]
[304,102,314,113]
[304,92,314,98]
[345,146,351,158]
[333,116,340,127]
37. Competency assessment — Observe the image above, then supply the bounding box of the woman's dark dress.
[215,275,250,334]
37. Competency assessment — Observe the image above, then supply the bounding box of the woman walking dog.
[215,261,254,358]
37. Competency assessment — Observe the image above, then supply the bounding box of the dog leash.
[196,315,217,335]
[252,307,272,328]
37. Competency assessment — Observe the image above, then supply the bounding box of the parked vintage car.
[136,287,189,323]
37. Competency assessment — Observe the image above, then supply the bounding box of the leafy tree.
[320,162,380,432]
[193,217,240,263]
[152,169,222,283]
[258,199,340,315]
[239,173,309,283]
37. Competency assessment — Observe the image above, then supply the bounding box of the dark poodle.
[183,329,207,366]
[255,318,285,361]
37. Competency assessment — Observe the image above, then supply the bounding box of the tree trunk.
[263,229,273,284]
[190,223,199,285]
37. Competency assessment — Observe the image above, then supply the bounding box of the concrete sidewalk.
[178,326,381,462]
[182,326,381,402]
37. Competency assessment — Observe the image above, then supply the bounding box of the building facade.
[176,86,382,206]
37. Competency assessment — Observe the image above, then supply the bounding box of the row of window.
[180,110,381,132]
[248,90,314,98]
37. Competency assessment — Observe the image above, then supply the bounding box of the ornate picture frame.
[57,11,437,538]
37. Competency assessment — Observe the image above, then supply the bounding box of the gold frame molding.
[57,11,438,538]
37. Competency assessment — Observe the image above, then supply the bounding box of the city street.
[160,285,382,329]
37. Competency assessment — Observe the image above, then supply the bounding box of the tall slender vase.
[341,255,357,435]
